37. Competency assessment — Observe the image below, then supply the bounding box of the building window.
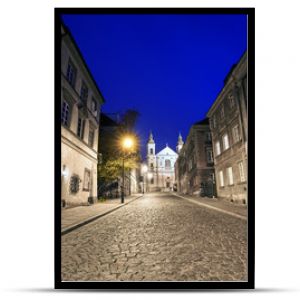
[206,132,212,142]
[232,124,240,143]
[77,116,85,139]
[150,148,153,155]
[220,104,225,119]
[88,127,95,147]
[150,178,154,184]
[83,169,91,191]
[91,98,98,117]
[206,148,214,163]
[213,115,217,128]
[150,163,154,170]
[219,171,224,187]
[66,59,77,87]
[238,161,245,182]
[228,94,235,108]
[227,167,234,185]
[165,159,171,169]
[215,141,221,156]
[80,81,89,103]
[69,174,80,194]
[222,133,229,150]
[61,100,70,126]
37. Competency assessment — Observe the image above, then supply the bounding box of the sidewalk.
[173,193,247,220]
[61,194,143,234]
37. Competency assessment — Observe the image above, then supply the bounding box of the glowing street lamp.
[123,137,134,149]
[120,135,135,203]
[61,165,68,177]
[141,164,148,173]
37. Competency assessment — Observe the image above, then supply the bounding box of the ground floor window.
[219,170,224,187]
[227,167,234,185]
[83,168,91,191]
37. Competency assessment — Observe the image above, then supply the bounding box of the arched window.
[165,159,171,169]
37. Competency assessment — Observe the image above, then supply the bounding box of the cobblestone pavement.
[61,193,247,281]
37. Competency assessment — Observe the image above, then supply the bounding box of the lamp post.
[120,136,134,203]
[212,172,216,198]
[141,164,148,194]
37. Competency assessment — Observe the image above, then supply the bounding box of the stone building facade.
[175,118,215,196]
[146,132,178,192]
[207,51,247,204]
[61,22,104,207]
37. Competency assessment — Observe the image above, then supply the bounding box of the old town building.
[175,118,215,196]
[207,51,247,204]
[146,132,178,192]
[61,22,105,207]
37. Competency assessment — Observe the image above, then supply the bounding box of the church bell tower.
[176,132,184,153]
[147,131,156,171]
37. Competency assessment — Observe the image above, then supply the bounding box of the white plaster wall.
[61,141,97,206]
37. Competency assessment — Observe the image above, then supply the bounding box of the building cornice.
[61,125,98,156]
[207,51,247,117]
[61,22,105,105]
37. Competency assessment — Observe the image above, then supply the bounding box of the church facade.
[146,132,183,192]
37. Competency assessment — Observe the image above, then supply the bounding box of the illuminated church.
[146,132,184,192]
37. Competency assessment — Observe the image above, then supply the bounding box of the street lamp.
[212,172,216,198]
[61,165,68,177]
[141,164,148,194]
[120,135,135,203]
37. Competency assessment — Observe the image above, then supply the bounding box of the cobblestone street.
[61,193,247,281]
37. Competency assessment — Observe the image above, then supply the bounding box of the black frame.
[55,7,255,290]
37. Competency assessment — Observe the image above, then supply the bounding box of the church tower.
[147,131,156,171]
[176,132,184,153]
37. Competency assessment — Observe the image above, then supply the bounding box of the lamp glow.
[122,137,134,149]
[141,164,148,173]
[62,165,68,177]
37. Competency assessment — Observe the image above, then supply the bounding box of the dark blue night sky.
[62,14,247,158]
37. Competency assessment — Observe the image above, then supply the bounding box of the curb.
[173,193,247,221]
[61,195,144,235]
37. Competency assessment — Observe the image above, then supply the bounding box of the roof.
[206,51,247,117]
[156,146,178,157]
[223,63,237,85]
